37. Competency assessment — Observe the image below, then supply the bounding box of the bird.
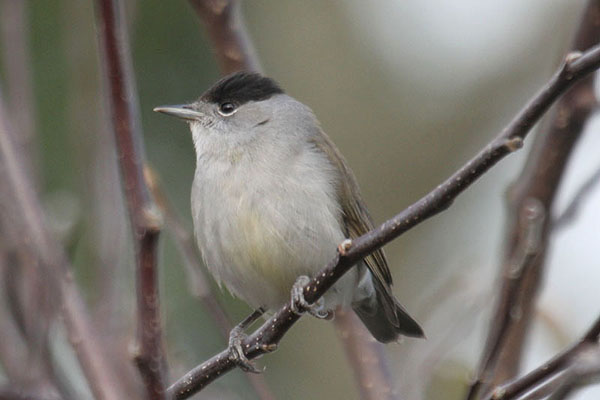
[154,71,423,371]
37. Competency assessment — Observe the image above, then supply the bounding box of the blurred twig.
[467,2,600,397]
[0,2,53,391]
[0,386,61,400]
[0,0,37,184]
[484,315,600,400]
[0,254,61,399]
[0,83,129,400]
[188,0,262,74]
[468,198,546,398]
[167,39,600,399]
[553,164,600,230]
[334,309,398,400]
[93,0,167,398]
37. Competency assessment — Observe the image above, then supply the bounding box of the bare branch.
[547,348,600,400]
[468,199,546,398]
[484,316,600,400]
[468,2,600,396]
[166,39,600,399]
[93,0,166,397]
[334,309,398,400]
[188,0,262,74]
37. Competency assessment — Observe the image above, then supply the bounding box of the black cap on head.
[201,72,284,106]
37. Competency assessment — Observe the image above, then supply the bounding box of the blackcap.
[155,72,423,369]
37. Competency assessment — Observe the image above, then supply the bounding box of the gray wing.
[308,131,395,300]
[309,128,424,341]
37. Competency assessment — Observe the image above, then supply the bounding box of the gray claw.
[228,328,263,373]
[290,275,333,319]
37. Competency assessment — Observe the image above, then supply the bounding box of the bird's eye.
[218,102,236,116]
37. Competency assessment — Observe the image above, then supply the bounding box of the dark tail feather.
[352,287,424,343]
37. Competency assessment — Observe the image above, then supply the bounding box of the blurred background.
[1,0,599,398]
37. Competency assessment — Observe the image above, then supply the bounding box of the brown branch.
[0,87,129,400]
[334,309,398,400]
[468,199,546,399]
[547,348,600,400]
[166,40,600,399]
[482,315,600,400]
[93,0,166,398]
[467,2,600,397]
[188,0,262,74]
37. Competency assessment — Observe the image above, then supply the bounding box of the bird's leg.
[290,275,333,319]
[228,308,265,373]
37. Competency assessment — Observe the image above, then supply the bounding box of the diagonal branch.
[93,0,166,398]
[467,2,600,397]
[484,315,600,400]
[167,41,600,400]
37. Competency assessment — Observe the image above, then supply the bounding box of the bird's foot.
[290,275,333,319]
[227,310,264,373]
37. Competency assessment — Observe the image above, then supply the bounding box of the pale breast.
[191,143,352,309]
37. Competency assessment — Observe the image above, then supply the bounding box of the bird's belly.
[193,165,354,310]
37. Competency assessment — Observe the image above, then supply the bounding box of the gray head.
[155,71,323,170]
[154,72,316,141]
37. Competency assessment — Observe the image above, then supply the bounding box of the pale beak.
[153,104,204,121]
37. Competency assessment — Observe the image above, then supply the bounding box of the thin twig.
[93,0,166,398]
[484,315,600,399]
[467,2,600,397]
[167,40,600,400]
[188,0,262,74]
[553,164,600,229]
